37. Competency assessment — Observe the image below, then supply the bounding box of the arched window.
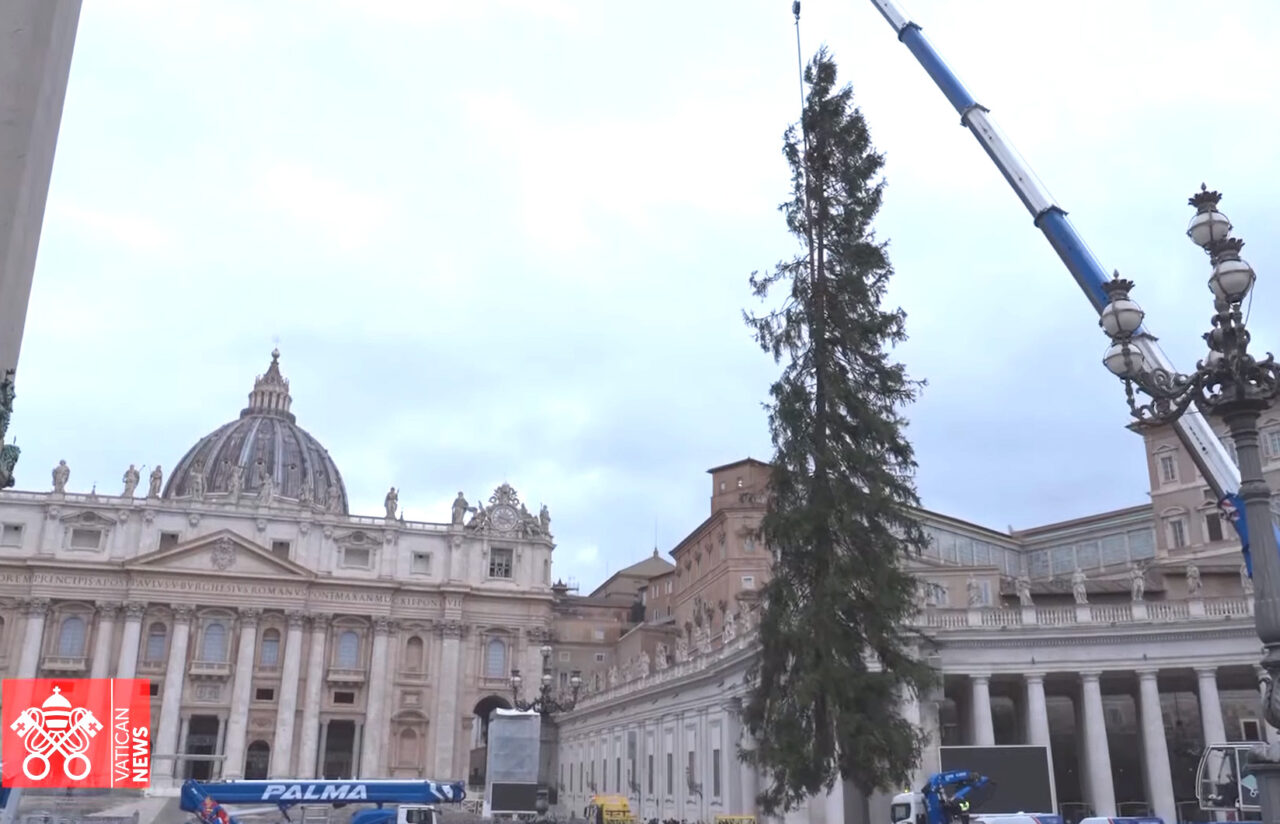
[201,622,228,662]
[484,638,506,679]
[336,630,360,668]
[244,740,270,780]
[398,729,420,766]
[144,622,167,663]
[57,615,86,657]
[259,628,281,667]
[405,636,425,672]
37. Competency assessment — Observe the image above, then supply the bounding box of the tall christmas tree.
[740,47,934,815]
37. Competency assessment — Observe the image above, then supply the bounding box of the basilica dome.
[162,350,349,514]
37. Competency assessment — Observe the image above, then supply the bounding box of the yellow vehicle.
[584,795,634,824]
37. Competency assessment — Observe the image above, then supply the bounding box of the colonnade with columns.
[4,596,486,783]
[940,663,1264,823]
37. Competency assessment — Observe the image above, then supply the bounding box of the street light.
[510,644,582,716]
[1099,184,1280,806]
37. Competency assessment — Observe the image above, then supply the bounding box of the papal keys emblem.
[9,686,104,781]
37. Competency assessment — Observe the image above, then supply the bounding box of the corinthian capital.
[310,612,332,631]
[435,620,465,639]
[239,607,263,627]
[171,604,197,623]
[286,611,307,630]
[123,601,148,620]
[95,600,123,619]
[373,616,396,635]
[21,598,51,617]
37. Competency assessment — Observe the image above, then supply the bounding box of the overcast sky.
[14,0,1279,591]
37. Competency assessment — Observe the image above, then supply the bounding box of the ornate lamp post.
[1099,184,1280,806]
[0,370,19,489]
[510,646,582,824]
[511,644,582,715]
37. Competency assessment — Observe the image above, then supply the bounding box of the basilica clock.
[490,504,518,532]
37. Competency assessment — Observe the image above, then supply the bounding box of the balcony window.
[404,636,425,672]
[1168,518,1188,549]
[259,628,281,667]
[335,630,360,668]
[144,622,168,663]
[201,622,228,662]
[1205,512,1225,543]
[57,616,86,657]
[1159,454,1178,483]
[484,638,506,679]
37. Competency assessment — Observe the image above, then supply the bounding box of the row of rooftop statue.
[44,458,553,533]
[924,560,1254,611]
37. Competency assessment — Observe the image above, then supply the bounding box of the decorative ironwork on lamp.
[510,644,582,716]
[0,369,19,489]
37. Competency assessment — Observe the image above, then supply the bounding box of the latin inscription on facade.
[310,589,392,604]
[132,577,307,598]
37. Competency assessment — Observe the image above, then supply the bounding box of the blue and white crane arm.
[866,0,1251,546]
[180,779,467,824]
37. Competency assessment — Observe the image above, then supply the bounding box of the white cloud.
[47,201,174,253]
[251,164,394,253]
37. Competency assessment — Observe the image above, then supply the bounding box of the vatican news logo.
[1,679,152,789]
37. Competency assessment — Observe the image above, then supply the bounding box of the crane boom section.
[866,0,1244,514]
[180,779,466,810]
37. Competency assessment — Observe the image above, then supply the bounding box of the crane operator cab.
[395,806,440,824]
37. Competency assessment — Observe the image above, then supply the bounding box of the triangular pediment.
[126,529,315,578]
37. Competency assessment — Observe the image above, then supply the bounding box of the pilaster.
[432,620,465,777]
[16,597,50,678]
[115,600,146,680]
[296,612,330,779]
[269,611,307,777]
[89,601,121,679]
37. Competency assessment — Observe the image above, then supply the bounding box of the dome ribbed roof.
[162,350,349,514]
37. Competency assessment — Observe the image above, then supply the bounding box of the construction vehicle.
[1196,741,1266,818]
[179,778,466,824]
[892,746,1057,824]
[863,0,1277,565]
[892,770,1063,824]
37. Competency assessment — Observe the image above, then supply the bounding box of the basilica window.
[69,528,103,550]
[144,622,168,663]
[201,622,228,661]
[1267,428,1280,459]
[336,630,361,668]
[484,638,507,679]
[57,615,87,657]
[259,628,281,668]
[1159,453,1179,484]
[1204,511,1226,543]
[404,636,425,672]
[488,548,513,579]
[1167,517,1189,549]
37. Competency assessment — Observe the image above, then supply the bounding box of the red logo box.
[2,679,152,789]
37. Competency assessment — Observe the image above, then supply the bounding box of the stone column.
[156,606,194,781]
[1136,669,1176,824]
[359,617,394,777]
[269,611,307,778]
[16,597,50,677]
[1079,671,1116,817]
[1024,672,1052,747]
[89,601,120,679]
[970,673,995,746]
[433,621,464,777]
[296,614,330,779]
[115,601,146,680]
[0,0,81,379]
[221,608,261,780]
[1197,667,1229,745]
[1256,667,1279,743]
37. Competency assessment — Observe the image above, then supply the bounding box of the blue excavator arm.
[922,771,994,824]
[180,779,466,824]
[864,0,1273,573]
